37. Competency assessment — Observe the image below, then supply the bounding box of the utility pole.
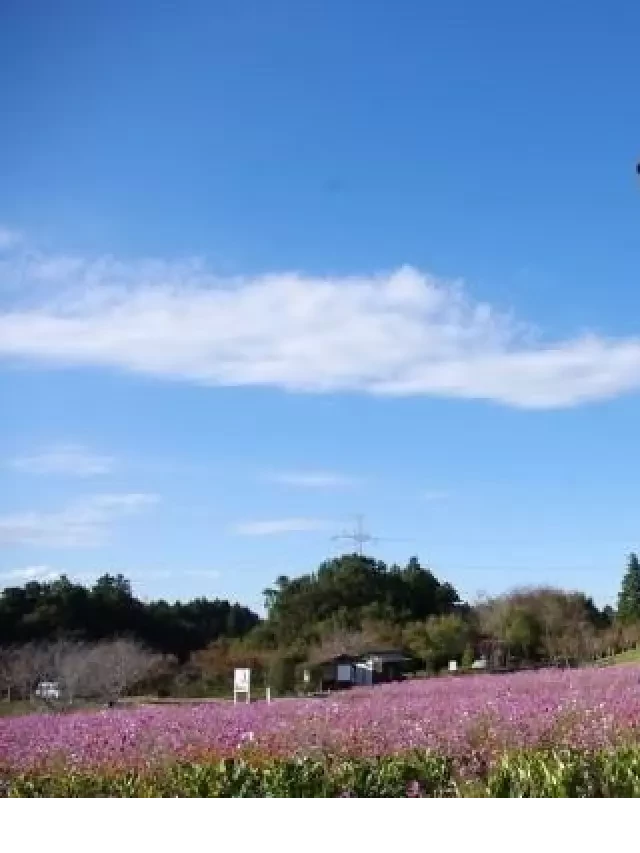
[331,514,376,556]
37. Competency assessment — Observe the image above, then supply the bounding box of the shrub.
[8,748,640,797]
[461,646,475,670]
[267,654,297,696]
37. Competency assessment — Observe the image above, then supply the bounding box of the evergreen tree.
[617,553,640,623]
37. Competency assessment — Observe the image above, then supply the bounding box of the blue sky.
[1,1,640,610]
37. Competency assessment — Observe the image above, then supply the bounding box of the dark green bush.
[267,654,298,696]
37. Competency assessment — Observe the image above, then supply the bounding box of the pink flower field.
[2,666,640,775]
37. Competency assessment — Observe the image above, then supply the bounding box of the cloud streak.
[266,470,360,489]
[0,493,159,548]
[0,566,221,587]
[0,566,61,583]
[0,226,22,251]
[420,489,450,501]
[2,232,640,408]
[232,518,330,536]
[11,444,115,476]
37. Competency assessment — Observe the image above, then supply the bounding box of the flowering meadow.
[4,666,640,796]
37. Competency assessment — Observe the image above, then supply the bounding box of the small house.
[304,649,412,691]
[303,653,359,691]
[356,650,412,685]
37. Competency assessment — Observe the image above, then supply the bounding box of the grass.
[597,647,640,666]
[0,700,35,717]
[0,698,108,717]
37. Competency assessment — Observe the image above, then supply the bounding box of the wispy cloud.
[4,232,640,408]
[0,566,220,588]
[0,226,22,251]
[11,444,115,476]
[182,569,222,580]
[232,518,330,536]
[0,566,61,583]
[0,566,111,586]
[142,568,222,580]
[420,489,450,501]
[0,493,159,548]
[266,470,360,489]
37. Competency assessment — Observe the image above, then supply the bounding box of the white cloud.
[0,226,22,251]
[420,489,450,501]
[266,470,360,488]
[0,566,220,588]
[0,493,159,548]
[232,518,330,536]
[182,569,222,579]
[11,444,115,476]
[130,568,221,580]
[2,234,640,408]
[89,493,158,511]
[1,565,61,583]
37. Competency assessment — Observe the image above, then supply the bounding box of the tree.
[0,646,19,700]
[260,555,462,646]
[502,607,540,660]
[461,645,475,669]
[618,553,640,624]
[89,639,158,701]
[403,613,472,672]
[5,643,42,700]
[51,640,96,703]
[0,574,259,659]
[474,586,610,666]
[267,654,298,696]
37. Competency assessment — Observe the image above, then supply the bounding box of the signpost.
[233,668,251,704]
[448,660,457,672]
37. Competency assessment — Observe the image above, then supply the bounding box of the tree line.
[0,638,160,704]
[184,554,636,694]
[0,573,259,661]
[2,552,640,701]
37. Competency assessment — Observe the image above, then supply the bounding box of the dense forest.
[258,554,460,647]
[0,573,259,661]
[1,552,639,699]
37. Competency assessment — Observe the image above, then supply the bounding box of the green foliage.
[0,551,626,692]
[618,553,640,624]
[461,645,475,670]
[403,612,472,671]
[4,753,453,797]
[476,587,608,665]
[502,606,540,659]
[10,748,640,797]
[0,574,259,662]
[262,554,460,647]
[267,654,299,696]
[483,748,640,798]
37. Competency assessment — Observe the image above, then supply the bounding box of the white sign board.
[234,668,250,690]
[448,660,457,672]
[234,668,251,704]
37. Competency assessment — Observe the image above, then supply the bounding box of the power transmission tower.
[331,514,374,556]
[331,514,411,556]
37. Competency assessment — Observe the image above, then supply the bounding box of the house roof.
[305,653,359,668]
[358,649,410,663]
[305,649,411,668]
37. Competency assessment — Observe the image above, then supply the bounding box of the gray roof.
[358,650,409,663]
